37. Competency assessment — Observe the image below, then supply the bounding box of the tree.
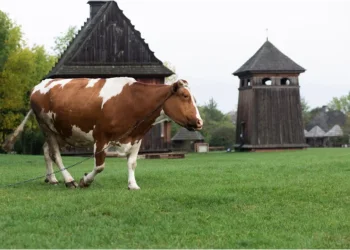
[198,98,235,145]
[209,126,235,148]
[202,98,225,122]
[0,10,21,71]
[52,25,77,56]
[301,97,311,126]
[328,92,350,113]
[0,12,55,146]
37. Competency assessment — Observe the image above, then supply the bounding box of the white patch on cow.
[109,142,133,156]
[32,79,52,94]
[99,77,136,108]
[84,163,105,184]
[86,78,100,88]
[40,110,58,133]
[32,79,73,95]
[93,143,97,166]
[186,86,202,121]
[153,110,170,125]
[66,125,94,146]
[127,140,142,190]
[47,134,75,183]
[48,111,56,120]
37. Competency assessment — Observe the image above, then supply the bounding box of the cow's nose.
[197,119,203,127]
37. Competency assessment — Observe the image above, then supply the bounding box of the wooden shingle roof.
[171,128,205,141]
[46,1,173,79]
[233,40,305,76]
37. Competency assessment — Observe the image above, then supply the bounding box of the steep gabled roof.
[305,126,326,138]
[233,40,305,76]
[46,1,173,78]
[325,125,343,137]
[171,127,205,141]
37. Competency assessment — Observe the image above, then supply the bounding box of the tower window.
[281,78,291,85]
[262,78,272,86]
[240,79,244,88]
[247,79,251,87]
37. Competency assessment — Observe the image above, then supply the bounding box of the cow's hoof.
[78,177,90,188]
[44,178,59,185]
[128,185,141,190]
[65,181,78,189]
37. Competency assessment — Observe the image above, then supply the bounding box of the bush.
[14,129,44,155]
[209,126,235,148]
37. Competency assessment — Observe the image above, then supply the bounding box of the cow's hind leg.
[127,140,142,190]
[47,136,78,188]
[43,142,59,185]
[79,142,106,188]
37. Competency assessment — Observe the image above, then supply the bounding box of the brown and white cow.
[3,77,203,189]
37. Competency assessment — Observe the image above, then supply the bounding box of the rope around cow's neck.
[1,86,176,188]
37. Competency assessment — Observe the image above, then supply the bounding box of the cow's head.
[163,79,203,131]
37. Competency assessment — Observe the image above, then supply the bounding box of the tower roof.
[46,1,173,79]
[233,40,305,76]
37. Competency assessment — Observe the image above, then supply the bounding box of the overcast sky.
[1,0,350,113]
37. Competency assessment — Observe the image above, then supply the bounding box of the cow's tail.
[2,109,33,152]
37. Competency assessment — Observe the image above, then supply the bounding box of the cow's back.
[30,78,106,144]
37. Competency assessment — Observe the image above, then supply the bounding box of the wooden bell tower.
[233,40,307,151]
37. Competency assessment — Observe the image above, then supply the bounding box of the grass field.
[1,148,350,248]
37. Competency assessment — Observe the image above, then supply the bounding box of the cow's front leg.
[79,142,106,188]
[127,140,142,190]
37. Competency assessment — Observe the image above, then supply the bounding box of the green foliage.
[209,125,235,148]
[198,98,235,145]
[1,149,350,248]
[14,128,44,155]
[328,92,350,113]
[52,25,77,56]
[0,12,55,150]
[202,98,223,122]
[0,10,21,71]
[301,97,311,126]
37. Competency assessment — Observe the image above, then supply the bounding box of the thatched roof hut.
[324,125,343,137]
[305,126,326,138]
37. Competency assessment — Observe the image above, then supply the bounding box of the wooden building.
[171,127,205,152]
[305,125,344,147]
[46,0,174,153]
[233,40,307,151]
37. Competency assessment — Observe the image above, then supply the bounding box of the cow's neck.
[131,82,171,120]
[111,83,172,142]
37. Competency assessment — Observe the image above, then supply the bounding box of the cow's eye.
[182,93,189,99]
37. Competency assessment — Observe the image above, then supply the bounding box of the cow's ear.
[178,79,187,87]
[172,81,180,93]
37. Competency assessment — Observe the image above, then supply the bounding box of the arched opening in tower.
[262,78,272,86]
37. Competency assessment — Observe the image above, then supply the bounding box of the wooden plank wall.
[254,87,304,146]
[235,89,254,145]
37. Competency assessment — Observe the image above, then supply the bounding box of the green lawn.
[1,149,350,248]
